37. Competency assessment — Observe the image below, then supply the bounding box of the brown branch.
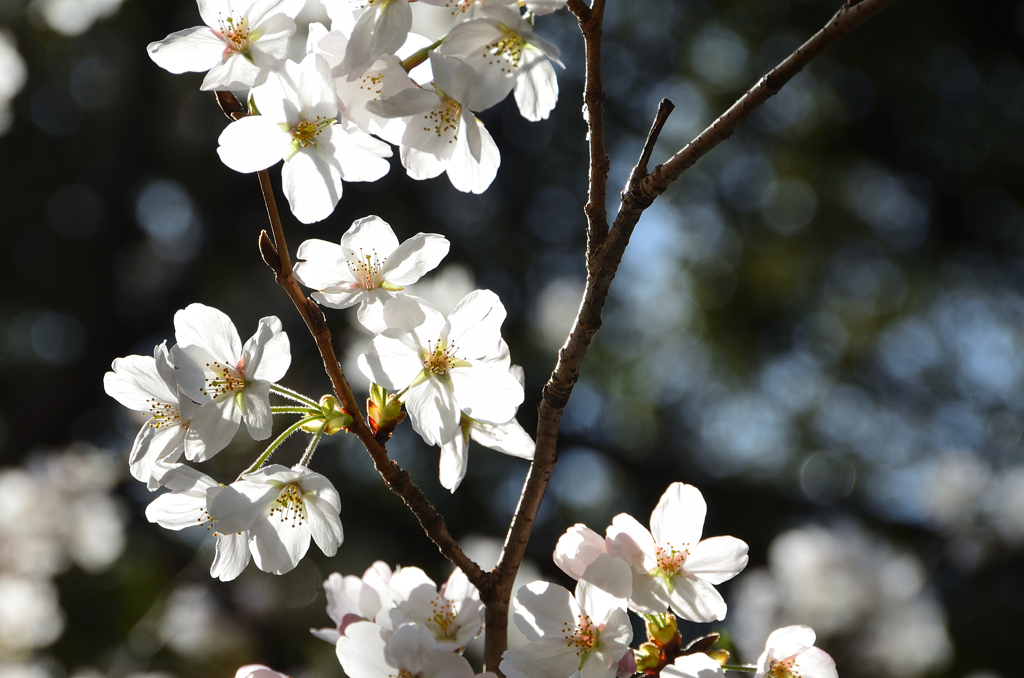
[212,88,488,590]
[620,0,899,225]
[484,0,900,672]
[569,0,609,252]
[625,98,675,196]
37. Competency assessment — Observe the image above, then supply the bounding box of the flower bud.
[634,643,663,674]
[646,612,679,647]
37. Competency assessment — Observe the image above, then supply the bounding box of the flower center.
[562,613,599,662]
[423,338,460,376]
[269,483,308,527]
[423,97,462,142]
[484,30,525,70]
[655,543,690,577]
[145,397,182,429]
[769,657,799,678]
[288,116,335,153]
[439,0,478,14]
[347,249,385,290]
[199,362,247,400]
[215,15,251,55]
[424,594,458,641]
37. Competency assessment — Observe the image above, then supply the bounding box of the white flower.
[208,464,344,575]
[553,524,610,580]
[337,621,477,678]
[235,665,291,678]
[333,0,414,75]
[311,561,395,643]
[500,554,633,678]
[439,365,534,492]
[384,567,483,650]
[217,53,392,224]
[661,654,725,678]
[146,0,304,91]
[440,6,563,121]
[145,462,252,582]
[293,215,449,333]
[553,483,749,623]
[606,482,748,622]
[358,292,524,447]
[367,53,501,194]
[103,341,196,489]
[755,626,837,678]
[171,303,290,460]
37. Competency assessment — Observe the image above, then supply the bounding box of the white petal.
[685,536,748,585]
[450,363,523,424]
[250,508,311,574]
[667,575,726,623]
[404,378,460,447]
[606,513,657,571]
[202,51,265,91]
[184,397,241,461]
[661,653,726,678]
[341,214,401,258]
[248,326,290,384]
[336,621,391,678]
[651,482,706,550]
[211,531,251,581]
[553,524,607,580]
[241,380,273,440]
[763,625,817,661]
[446,111,499,194]
[306,496,344,556]
[174,303,242,364]
[790,647,838,678]
[207,476,280,535]
[446,290,506,356]
[514,49,558,122]
[439,429,469,492]
[469,417,535,459]
[145,491,205,530]
[325,126,393,182]
[294,238,355,289]
[511,581,576,640]
[379,233,450,287]
[147,26,224,74]
[282,148,343,224]
[575,554,631,623]
[500,638,581,678]
[361,332,424,390]
[104,354,176,410]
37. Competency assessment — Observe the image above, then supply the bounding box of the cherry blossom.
[384,567,483,650]
[171,303,290,461]
[147,0,304,91]
[235,665,291,678]
[293,215,449,333]
[500,554,633,678]
[367,53,501,193]
[144,462,251,581]
[661,654,726,678]
[440,6,563,121]
[103,341,196,489]
[439,365,534,492]
[358,292,524,447]
[311,561,395,643]
[755,626,838,678]
[552,483,749,623]
[216,53,392,224]
[208,464,343,575]
[336,621,477,678]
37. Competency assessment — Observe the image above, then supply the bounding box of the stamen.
[291,116,335,149]
[347,248,384,290]
[561,613,598,658]
[482,30,526,71]
[423,337,460,375]
[198,362,247,400]
[422,98,462,143]
[269,483,308,527]
[144,398,182,429]
[214,15,251,55]
[769,657,801,678]
[655,543,690,577]
[425,594,458,640]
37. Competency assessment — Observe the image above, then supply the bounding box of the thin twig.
[625,98,675,193]
[569,0,609,252]
[485,0,900,672]
[211,87,487,589]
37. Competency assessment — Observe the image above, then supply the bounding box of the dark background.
[1,0,1023,676]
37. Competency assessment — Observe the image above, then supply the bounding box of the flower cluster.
[104,302,344,579]
[148,0,566,222]
[315,562,490,678]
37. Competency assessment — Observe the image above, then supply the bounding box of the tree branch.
[214,91,488,592]
[485,0,900,670]
[569,0,610,252]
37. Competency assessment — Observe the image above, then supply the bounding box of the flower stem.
[271,406,321,415]
[241,415,321,477]
[400,36,445,72]
[270,383,319,408]
[299,419,329,467]
[722,665,757,673]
